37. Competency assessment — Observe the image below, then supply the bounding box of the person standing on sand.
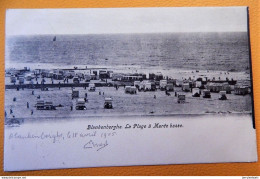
[27,102,29,108]
[31,109,33,115]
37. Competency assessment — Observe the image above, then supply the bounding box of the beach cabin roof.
[77,98,85,103]
[219,91,227,95]
[203,90,210,94]
[105,97,113,102]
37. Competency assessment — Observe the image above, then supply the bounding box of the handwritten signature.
[83,140,108,151]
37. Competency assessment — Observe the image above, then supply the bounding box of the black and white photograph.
[4,7,258,171]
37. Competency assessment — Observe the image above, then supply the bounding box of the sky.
[5,7,248,35]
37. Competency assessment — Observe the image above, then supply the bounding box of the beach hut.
[89,83,96,91]
[25,74,33,81]
[53,69,64,75]
[177,94,186,103]
[176,80,183,87]
[192,88,200,97]
[19,77,24,85]
[125,86,131,93]
[104,97,113,109]
[140,73,147,80]
[130,86,137,94]
[155,74,163,81]
[144,82,152,91]
[222,83,232,94]
[112,73,123,81]
[47,72,54,78]
[36,100,45,110]
[234,85,249,95]
[75,72,84,78]
[125,86,137,94]
[155,72,163,81]
[10,76,16,83]
[99,71,109,79]
[76,98,86,110]
[149,73,155,80]
[195,81,202,88]
[41,70,50,78]
[182,83,191,92]
[34,69,41,76]
[107,71,114,78]
[206,83,222,93]
[166,84,174,91]
[159,80,167,90]
[219,91,227,100]
[92,70,98,76]
[73,77,80,83]
[134,81,141,88]
[202,90,211,98]
[151,82,156,91]
[139,81,148,91]
[84,74,91,82]
[65,70,75,79]
[53,73,63,80]
[44,102,56,110]
[90,74,98,80]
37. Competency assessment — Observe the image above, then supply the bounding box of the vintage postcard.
[4,7,257,171]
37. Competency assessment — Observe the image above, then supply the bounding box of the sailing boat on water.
[53,36,56,41]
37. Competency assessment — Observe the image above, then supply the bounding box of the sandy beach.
[5,84,252,122]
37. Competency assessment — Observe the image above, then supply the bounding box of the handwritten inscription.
[8,131,64,143]
[83,140,108,151]
[7,122,183,152]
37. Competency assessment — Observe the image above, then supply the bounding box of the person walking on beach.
[31,109,33,115]
[27,102,29,108]
[71,105,73,111]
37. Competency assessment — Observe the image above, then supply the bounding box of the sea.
[5,32,251,72]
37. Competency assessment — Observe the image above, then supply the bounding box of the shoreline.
[5,62,251,82]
